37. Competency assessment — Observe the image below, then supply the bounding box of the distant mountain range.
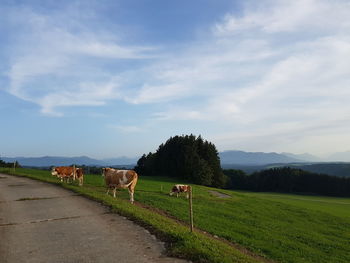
[327,151,350,162]
[281,152,322,162]
[1,150,350,167]
[219,151,308,165]
[219,150,350,165]
[219,150,350,177]
[1,156,139,167]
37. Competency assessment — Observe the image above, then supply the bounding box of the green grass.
[2,168,350,263]
[0,168,260,263]
[136,177,350,263]
[245,192,350,218]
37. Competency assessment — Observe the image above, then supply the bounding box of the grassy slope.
[2,168,350,263]
[136,177,350,263]
[0,168,260,263]
[245,192,350,219]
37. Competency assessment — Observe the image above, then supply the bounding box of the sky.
[1,0,350,159]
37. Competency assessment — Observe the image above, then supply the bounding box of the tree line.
[0,159,21,168]
[224,167,350,197]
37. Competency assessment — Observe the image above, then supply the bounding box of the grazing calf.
[169,184,190,198]
[102,168,138,204]
[51,166,84,186]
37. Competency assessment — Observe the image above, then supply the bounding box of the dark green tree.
[0,159,21,168]
[135,134,227,188]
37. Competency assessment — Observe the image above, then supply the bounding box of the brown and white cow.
[169,184,190,198]
[102,168,138,204]
[51,166,84,186]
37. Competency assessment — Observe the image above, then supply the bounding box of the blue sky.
[1,0,350,159]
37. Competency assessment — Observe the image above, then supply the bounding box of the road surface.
[0,174,188,263]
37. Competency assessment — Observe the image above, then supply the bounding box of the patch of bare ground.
[208,190,231,198]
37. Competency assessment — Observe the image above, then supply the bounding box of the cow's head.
[51,167,58,177]
[102,167,117,178]
[169,185,179,196]
[101,167,112,177]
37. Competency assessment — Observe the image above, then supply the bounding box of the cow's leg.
[176,192,179,198]
[186,192,189,199]
[128,187,134,204]
[113,187,116,198]
[129,191,134,203]
[106,188,110,195]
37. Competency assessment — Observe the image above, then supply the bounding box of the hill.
[219,150,303,165]
[282,152,322,162]
[291,163,350,177]
[328,151,350,162]
[222,162,350,177]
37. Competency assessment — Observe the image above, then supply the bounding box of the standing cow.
[102,168,138,204]
[169,184,190,198]
[51,166,84,186]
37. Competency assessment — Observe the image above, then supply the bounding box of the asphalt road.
[0,174,188,263]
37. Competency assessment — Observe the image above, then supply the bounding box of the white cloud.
[37,79,121,116]
[4,6,155,116]
[127,83,191,104]
[214,0,350,35]
[109,125,144,133]
[153,108,204,121]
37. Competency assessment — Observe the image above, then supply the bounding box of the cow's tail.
[124,179,135,187]
[123,172,137,187]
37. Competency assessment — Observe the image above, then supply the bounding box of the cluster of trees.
[0,159,21,168]
[224,167,350,197]
[135,134,227,188]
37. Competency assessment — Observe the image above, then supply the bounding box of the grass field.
[1,168,349,263]
[136,177,350,263]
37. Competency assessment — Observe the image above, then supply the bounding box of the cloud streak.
[4,4,156,116]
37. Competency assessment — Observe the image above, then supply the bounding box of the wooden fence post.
[73,165,76,181]
[189,186,194,232]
